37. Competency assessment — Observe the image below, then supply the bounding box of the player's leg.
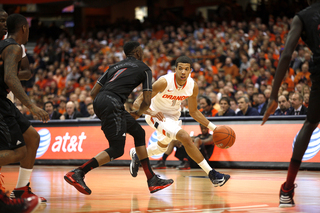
[153,140,177,169]
[176,129,230,187]
[126,114,173,193]
[9,106,47,202]
[65,98,125,195]
[280,82,320,207]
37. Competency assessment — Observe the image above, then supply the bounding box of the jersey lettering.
[162,94,188,101]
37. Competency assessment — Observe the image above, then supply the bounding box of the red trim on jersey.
[162,129,166,136]
[150,117,154,124]
[174,73,187,89]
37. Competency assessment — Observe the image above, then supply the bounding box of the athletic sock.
[285,158,301,190]
[140,158,155,180]
[16,167,33,188]
[198,159,212,175]
[162,153,169,162]
[78,158,99,174]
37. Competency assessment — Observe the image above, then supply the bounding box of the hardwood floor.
[1,166,319,212]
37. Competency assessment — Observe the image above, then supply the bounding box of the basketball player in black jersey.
[0,10,48,204]
[64,41,173,194]
[0,14,50,211]
[262,0,320,208]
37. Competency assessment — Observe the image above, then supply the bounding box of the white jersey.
[150,73,194,120]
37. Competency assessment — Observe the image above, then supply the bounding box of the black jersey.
[0,38,21,98]
[97,56,152,103]
[297,2,320,58]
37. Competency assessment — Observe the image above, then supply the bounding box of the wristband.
[207,122,217,131]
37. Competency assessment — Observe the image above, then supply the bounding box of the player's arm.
[188,82,217,131]
[18,45,33,80]
[90,83,102,100]
[199,134,214,145]
[132,77,167,120]
[3,45,49,122]
[262,15,303,125]
[91,68,109,100]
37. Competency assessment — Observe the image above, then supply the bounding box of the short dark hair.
[7,14,28,35]
[123,41,140,56]
[44,101,54,108]
[175,56,193,68]
[87,102,93,107]
[200,96,212,106]
[219,97,230,105]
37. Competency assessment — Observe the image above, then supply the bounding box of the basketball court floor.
[1,165,319,213]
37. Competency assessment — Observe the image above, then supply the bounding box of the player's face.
[22,23,29,45]
[200,126,208,134]
[0,11,8,37]
[175,62,191,85]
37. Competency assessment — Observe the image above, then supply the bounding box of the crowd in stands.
[16,13,311,120]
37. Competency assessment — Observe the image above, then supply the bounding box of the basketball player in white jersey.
[0,9,48,203]
[130,56,230,187]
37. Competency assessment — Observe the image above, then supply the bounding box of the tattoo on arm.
[3,45,33,108]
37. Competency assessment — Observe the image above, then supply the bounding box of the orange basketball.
[212,125,236,149]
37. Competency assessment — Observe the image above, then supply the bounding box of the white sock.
[147,143,167,157]
[198,159,212,175]
[16,167,32,188]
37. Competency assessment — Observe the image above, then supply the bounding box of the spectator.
[216,97,236,116]
[303,93,309,108]
[287,93,307,115]
[86,103,96,119]
[294,63,311,87]
[222,57,239,79]
[255,93,268,115]
[273,95,290,115]
[236,96,259,116]
[44,101,61,120]
[60,101,83,120]
[199,96,218,117]
[229,97,240,114]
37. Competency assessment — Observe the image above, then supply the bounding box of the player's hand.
[130,111,141,120]
[149,111,165,122]
[30,105,49,123]
[261,99,278,125]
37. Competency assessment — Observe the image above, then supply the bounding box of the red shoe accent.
[22,195,41,213]
[64,171,91,195]
[10,183,47,203]
[149,183,172,193]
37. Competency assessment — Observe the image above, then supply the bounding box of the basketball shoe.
[208,170,230,187]
[176,159,190,170]
[64,169,91,195]
[279,182,296,208]
[10,182,47,203]
[0,189,41,213]
[147,175,174,193]
[152,160,166,169]
[129,148,140,177]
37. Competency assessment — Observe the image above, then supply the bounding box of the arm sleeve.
[142,69,152,91]
[97,69,109,86]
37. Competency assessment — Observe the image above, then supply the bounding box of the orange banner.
[34,123,320,163]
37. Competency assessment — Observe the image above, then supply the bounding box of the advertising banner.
[34,123,320,163]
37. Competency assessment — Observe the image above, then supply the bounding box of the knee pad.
[105,142,125,160]
[127,122,145,147]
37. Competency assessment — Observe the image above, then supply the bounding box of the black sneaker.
[0,189,41,213]
[64,169,91,195]
[152,160,166,169]
[177,161,190,170]
[129,148,140,177]
[279,182,296,208]
[208,170,230,187]
[147,175,174,193]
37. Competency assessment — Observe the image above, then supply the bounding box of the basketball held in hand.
[212,126,236,149]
